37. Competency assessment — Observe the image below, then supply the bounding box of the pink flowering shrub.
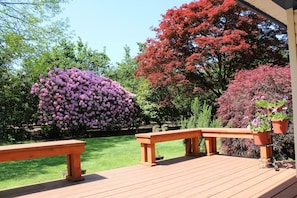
[31,68,138,132]
[216,65,293,159]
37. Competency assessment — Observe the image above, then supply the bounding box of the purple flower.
[31,67,138,130]
[251,117,259,127]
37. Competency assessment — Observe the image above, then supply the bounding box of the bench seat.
[135,128,272,166]
[0,140,86,181]
[136,128,202,166]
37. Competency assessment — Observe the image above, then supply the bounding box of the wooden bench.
[0,139,86,181]
[135,128,201,166]
[200,128,272,163]
[136,128,272,166]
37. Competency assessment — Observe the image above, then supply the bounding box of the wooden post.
[147,143,156,166]
[286,8,297,175]
[66,153,84,181]
[192,137,199,156]
[185,138,191,156]
[259,134,273,167]
[205,137,211,156]
[205,137,217,156]
[140,143,148,164]
[211,137,217,154]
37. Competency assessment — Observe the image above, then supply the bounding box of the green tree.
[0,0,70,68]
[23,38,110,78]
[106,46,172,124]
[0,68,38,142]
[106,46,138,93]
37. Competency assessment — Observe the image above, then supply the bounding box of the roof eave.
[272,0,297,10]
[236,0,287,28]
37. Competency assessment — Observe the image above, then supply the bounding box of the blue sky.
[60,0,193,64]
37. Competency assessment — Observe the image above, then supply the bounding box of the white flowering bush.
[31,68,138,131]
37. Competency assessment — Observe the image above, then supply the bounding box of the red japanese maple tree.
[136,0,288,100]
[216,64,291,128]
[216,64,292,158]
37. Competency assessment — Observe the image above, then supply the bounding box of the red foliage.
[136,0,288,101]
[216,64,291,128]
[216,65,292,158]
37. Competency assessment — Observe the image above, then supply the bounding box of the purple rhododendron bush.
[216,65,294,159]
[31,68,138,135]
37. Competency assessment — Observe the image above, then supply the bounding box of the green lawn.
[0,135,186,190]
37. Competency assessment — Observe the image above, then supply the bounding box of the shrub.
[273,121,295,160]
[0,69,37,142]
[216,65,293,159]
[181,98,222,129]
[181,98,222,152]
[31,68,139,136]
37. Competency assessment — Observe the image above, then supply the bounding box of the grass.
[0,135,186,190]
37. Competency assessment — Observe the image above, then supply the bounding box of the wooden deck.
[1,155,296,197]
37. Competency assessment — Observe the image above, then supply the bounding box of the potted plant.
[255,97,292,134]
[249,113,271,146]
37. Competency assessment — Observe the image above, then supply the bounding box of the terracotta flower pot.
[253,131,270,146]
[272,120,289,134]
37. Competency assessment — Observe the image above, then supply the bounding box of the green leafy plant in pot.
[255,97,292,134]
[250,113,271,146]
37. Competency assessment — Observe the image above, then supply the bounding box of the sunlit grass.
[0,135,186,190]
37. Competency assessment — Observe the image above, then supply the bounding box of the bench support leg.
[140,143,156,166]
[66,153,84,181]
[205,137,217,156]
[185,139,191,156]
[140,143,148,164]
[147,143,156,166]
[192,137,199,156]
[185,138,200,157]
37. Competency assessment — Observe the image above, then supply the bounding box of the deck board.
[0,155,296,198]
